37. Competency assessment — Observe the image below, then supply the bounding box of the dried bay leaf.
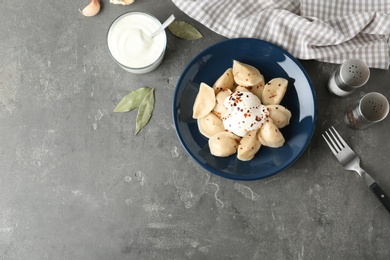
[168,21,203,40]
[113,87,152,112]
[113,87,155,135]
[135,88,154,135]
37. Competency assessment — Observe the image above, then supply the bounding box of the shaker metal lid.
[339,59,370,88]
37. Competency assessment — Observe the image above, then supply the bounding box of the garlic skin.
[110,0,135,5]
[80,0,100,17]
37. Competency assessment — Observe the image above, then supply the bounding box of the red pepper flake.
[244,113,248,118]
[255,116,261,121]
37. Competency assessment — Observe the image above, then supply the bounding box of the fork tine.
[327,131,340,152]
[330,126,347,149]
[322,132,338,155]
[327,127,343,152]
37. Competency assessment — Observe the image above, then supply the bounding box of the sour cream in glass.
[107,12,167,74]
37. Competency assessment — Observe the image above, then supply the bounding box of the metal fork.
[323,126,390,213]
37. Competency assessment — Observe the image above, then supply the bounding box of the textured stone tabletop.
[1,1,390,259]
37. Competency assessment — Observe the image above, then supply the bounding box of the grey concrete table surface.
[1,1,390,260]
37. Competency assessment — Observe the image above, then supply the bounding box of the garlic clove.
[110,0,135,5]
[80,0,101,17]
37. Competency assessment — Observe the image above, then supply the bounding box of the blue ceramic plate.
[173,38,317,181]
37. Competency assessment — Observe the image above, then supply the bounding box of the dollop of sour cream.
[107,12,166,71]
[222,91,269,137]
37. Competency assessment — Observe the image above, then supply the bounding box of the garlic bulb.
[110,0,135,5]
[80,0,100,17]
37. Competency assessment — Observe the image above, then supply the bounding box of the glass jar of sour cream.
[107,12,167,74]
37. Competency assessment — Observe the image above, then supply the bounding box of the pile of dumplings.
[193,60,292,161]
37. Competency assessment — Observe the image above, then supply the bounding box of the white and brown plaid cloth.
[172,0,390,70]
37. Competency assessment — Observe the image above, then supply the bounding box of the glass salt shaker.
[327,59,370,97]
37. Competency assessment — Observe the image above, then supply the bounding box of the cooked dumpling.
[213,89,232,119]
[237,130,261,161]
[267,105,291,128]
[262,78,288,105]
[247,77,265,101]
[234,86,250,93]
[232,60,263,86]
[209,131,241,157]
[213,68,235,93]
[257,119,285,148]
[198,112,225,138]
[193,83,216,119]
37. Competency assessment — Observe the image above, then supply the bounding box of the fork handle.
[369,182,390,213]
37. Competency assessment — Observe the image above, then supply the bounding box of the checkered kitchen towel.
[172,0,390,70]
